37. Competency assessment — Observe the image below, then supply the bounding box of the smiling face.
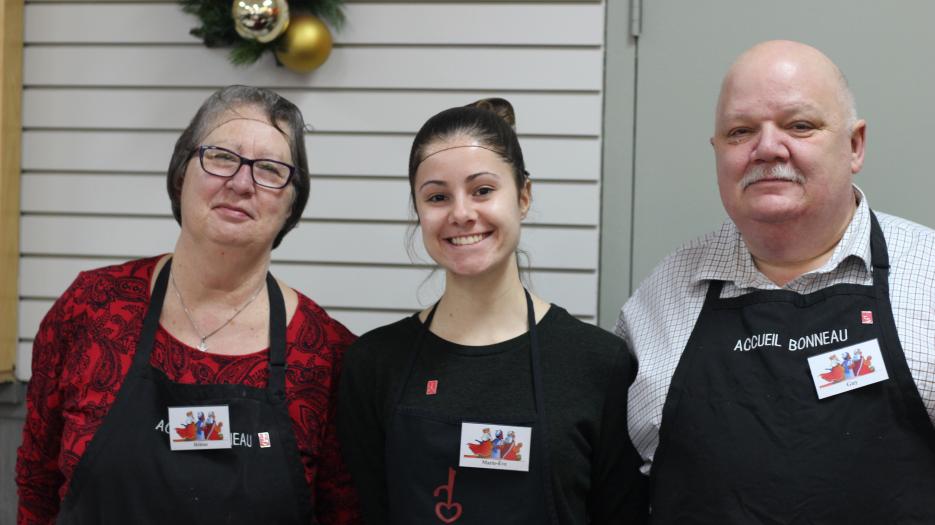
[413,137,530,278]
[712,41,865,232]
[178,107,295,250]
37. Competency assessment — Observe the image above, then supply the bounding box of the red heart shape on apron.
[435,501,463,523]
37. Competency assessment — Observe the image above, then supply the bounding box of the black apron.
[650,212,935,524]
[57,259,314,525]
[385,291,558,525]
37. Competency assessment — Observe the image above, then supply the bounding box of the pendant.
[198,339,208,352]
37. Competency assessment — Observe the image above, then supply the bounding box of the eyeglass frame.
[194,145,297,189]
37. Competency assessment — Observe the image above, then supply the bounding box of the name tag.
[459,422,531,472]
[807,339,889,400]
[168,405,232,451]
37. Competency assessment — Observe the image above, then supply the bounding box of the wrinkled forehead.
[199,105,291,144]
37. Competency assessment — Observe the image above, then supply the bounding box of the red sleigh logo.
[433,467,462,523]
[819,350,875,386]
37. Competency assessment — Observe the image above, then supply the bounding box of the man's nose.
[751,124,790,163]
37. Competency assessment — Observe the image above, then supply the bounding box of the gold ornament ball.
[232,0,290,43]
[275,14,333,73]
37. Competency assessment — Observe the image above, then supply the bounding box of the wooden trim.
[0,0,23,380]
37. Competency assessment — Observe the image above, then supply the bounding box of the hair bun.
[467,98,516,130]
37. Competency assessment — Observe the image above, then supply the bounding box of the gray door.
[600,0,935,327]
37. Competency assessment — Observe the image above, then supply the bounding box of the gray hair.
[836,70,859,130]
[166,85,310,249]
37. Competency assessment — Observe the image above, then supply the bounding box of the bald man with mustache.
[617,40,935,523]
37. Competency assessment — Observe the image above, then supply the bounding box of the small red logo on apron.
[426,380,439,395]
[861,311,873,324]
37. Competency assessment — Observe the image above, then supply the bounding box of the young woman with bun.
[337,99,647,524]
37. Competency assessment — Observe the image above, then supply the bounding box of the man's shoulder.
[876,211,935,241]
[635,226,725,296]
[875,211,935,269]
[618,227,723,340]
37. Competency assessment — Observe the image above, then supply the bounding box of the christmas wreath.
[179,0,344,72]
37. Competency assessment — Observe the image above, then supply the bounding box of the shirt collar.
[693,185,872,287]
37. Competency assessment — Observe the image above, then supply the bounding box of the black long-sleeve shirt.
[337,305,648,524]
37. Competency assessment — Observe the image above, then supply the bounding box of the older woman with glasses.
[16,86,361,524]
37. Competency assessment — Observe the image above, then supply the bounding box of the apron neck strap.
[705,279,726,303]
[133,258,288,397]
[266,272,288,398]
[525,290,545,413]
[703,210,889,300]
[394,290,542,410]
[129,257,173,376]
[393,300,441,406]
[868,210,890,271]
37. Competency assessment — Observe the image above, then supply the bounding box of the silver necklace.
[170,270,266,352]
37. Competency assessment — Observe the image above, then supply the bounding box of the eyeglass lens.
[202,147,291,188]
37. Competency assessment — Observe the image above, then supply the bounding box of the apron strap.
[868,210,891,303]
[523,289,558,525]
[397,290,558,524]
[128,257,173,377]
[868,210,890,271]
[703,211,886,306]
[134,258,288,398]
[705,279,725,303]
[266,272,288,399]
[868,210,890,269]
[393,301,440,406]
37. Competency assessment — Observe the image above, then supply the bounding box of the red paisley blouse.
[15,256,361,524]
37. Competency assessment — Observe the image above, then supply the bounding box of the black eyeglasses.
[197,145,295,189]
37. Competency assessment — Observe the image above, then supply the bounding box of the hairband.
[416,144,530,179]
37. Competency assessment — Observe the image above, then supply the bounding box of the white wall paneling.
[22,174,598,225]
[25,47,603,91]
[17,0,607,381]
[25,3,603,46]
[21,216,599,269]
[23,131,601,181]
[23,89,603,136]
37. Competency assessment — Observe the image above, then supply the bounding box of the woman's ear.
[519,179,532,219]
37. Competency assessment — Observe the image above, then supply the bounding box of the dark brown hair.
[166,85,309,249]
[407,97,527,208]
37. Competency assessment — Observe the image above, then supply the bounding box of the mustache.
[740,164,805,189]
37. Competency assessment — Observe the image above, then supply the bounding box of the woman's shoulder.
[353,315,421,350]
[53,255,163,314]
[541,305,627,351]
[341,315,421,367]
[78,255,162,280]
[290,291,357,349]
[539,304,636,377]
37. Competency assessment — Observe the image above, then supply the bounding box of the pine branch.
[179,0,240,47]
[178,0,346,66]
[229,40,268,66]
[290,0,346,29]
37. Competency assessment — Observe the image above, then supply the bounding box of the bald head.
[717,40,857,131]
[711,40,868,275]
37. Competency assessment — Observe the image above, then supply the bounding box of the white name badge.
[458,422,532,472]
[168,405,232,451]
[806,339,889,400]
